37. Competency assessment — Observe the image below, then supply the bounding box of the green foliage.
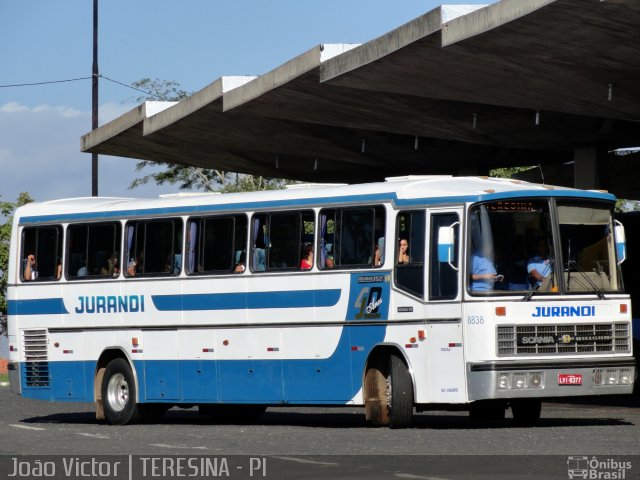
[218,174,290,193]
[129,162,289,193]
[129,78,188,103]
[1,192,34,318]
[489,166,534,178]
[615,199,640,213]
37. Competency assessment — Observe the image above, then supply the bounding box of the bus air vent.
[22,329,50,387]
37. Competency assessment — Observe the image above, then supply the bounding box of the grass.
[0,373,9,384]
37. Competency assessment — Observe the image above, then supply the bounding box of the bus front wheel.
[365,353,414,428]
[101,358,140,425]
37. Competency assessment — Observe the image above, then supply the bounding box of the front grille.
[497,323,630,356]
[22,329,50,387]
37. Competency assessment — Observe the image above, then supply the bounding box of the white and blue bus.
[6,176,635,426]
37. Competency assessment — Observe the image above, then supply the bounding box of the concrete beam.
[441,0,554,47]
[224,44,358,112]
[81,101,175,152]
[320,5,485,83]
[144,76,255,136]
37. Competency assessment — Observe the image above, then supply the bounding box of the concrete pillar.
[574,147,598,190]
[573,147,610,191]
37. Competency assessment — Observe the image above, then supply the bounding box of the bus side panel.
[47,330,89,401]
[217,328,284,402]
[142,330,180,400]
[282,326,352,403]
[424,322,467,403]
[179,330,219,402]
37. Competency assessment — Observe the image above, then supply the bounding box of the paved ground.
[1,387,639,456]
[2,387,639,478]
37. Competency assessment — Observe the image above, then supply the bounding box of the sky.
[0,0,490,204]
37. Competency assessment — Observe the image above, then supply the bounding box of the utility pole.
[91,0,99,196]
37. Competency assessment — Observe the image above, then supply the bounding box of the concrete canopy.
[81,0,640,193]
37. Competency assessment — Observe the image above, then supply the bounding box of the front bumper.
[467,358,635,400]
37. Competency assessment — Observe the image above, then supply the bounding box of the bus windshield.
[557,200,622,293]
[467,199,622,295]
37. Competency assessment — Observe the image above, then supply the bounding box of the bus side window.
[21,226,63,282]
[125,219,183,277]
[395,211,425,298]
[251,211,315,272]
[429,213,459,300]
[268,212,300,269]
[186,215,248,274]
[319,206,385,269]
[67,222,122,279]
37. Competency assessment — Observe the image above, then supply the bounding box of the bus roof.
[16,176,615,225]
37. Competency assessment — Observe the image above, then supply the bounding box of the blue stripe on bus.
[7,298,69,315]
[19,324,387,404]
[18,189,615,225]
[151,289,342,311]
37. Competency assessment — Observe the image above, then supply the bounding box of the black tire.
[101,358,140,425]
[388,354,414,429]
[138,403,169,423]
[511,398,542,426]
[364,357,390,427]
[469,400,507,422]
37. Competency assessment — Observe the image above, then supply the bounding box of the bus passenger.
[301,243,313,270]
[235,252,246,273]
[527,237,553,287]
[398,239,410,264]
[374,244,382,266]
[127,255,142,276]
[101,253,119,277]
[470,251,502,291]
[23,254,37,281]
[77,260,88,277]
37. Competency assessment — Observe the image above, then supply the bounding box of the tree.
[489,166,535,178]
[129,163,288,193]
[129,78,188,104]
[128,79,290,193]
[1,193,34,327]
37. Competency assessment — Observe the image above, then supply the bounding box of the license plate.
[558,374,583,385]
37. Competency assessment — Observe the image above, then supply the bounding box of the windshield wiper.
[522,282,540,302]
[567,260,606,300]
[522,258,555,302]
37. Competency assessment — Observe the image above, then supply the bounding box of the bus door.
[425,208,466,402]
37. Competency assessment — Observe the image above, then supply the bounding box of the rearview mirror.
[437,226,454,263]
[614,220,626,264]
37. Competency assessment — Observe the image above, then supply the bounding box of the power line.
[0,76,92,88]
[100,75,164,100]
[0,74,165,100]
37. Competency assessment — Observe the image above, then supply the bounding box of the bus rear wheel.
[511,398,542,426]
[101,358,140,425]
[365,353,414,428]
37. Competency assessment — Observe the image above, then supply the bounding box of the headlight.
[497,373,511,390]
[496,371,544,390]
[593,367,635,386]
